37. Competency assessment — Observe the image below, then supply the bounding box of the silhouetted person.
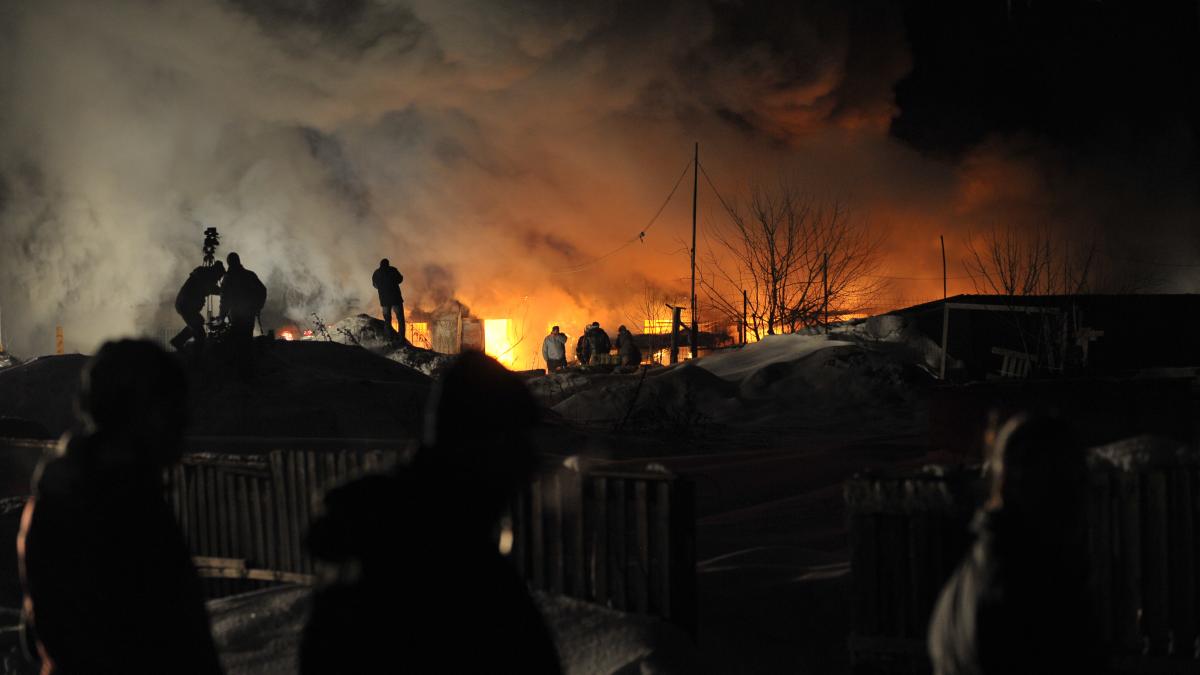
[170,262,224,352]
[927,414,1096,675]
[586,321,611,364]
[575,326,592,365]
[541,326,567,372]
[218,252,266,342]
[19,340,222,675]
[372,258,405,339]
[615,325,642,367]
[301,350,561,675]
[219,252,266,377]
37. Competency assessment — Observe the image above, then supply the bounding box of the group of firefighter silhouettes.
[541,322,641,372]
[170,255,407,357]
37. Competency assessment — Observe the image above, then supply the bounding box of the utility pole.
[690,141,699,360]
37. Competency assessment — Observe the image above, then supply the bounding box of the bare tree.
[963,226,1098,295]
[701,180,885,338]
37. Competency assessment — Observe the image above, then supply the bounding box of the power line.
[560,158,692,274]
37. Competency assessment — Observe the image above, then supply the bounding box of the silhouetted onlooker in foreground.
[301,350,561,675]
[170,262,224,352]
[928,414,1096,675]
[542,325,567,372]
[19,340,222,674]
[372,258,405,339]
[615,325,642,367]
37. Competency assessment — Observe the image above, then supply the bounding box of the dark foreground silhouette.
[19,340,222,674]
[927,414,1098,675]
[301,350,561,674]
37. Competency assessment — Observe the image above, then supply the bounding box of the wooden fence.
[511,467,697,635]
[0,437,697,633]
[847,437,1200,674]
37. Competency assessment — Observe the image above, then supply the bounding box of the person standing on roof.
[541,326,568,373]
[169,262,224,352]
[219,252,266,377]
[219,252,266,342]
[372,259,405,340]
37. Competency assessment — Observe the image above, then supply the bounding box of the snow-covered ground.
[0,352,17,371]
[328,314,453,377]
[208,585,699,675]
[546,327,931,434]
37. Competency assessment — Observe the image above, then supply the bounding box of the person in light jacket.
[541,326,568,372]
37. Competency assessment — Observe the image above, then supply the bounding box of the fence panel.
[0,438,697,635]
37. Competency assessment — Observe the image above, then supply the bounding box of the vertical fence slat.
[669,477,697,636]
[610,479,627,611]
[654,481,671,616]
[531,479,545,590]
[633,480,650,614]
[550,474,565,595]
[1094,471,1114,644]
[1145,471,1169,653]
[236,475,253,564]
[592,478,608,606]
[270,451,294,572]
[288,451,305,573]
[250,475,268,572]
[570,473,586,597]
[1169,467,1195,652]
[1119,471,1143,652]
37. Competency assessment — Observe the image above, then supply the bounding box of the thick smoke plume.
[0,1,1195,365]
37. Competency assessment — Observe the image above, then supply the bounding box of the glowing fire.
[484,318,516,367]
[279,329,295,341]
[408,322,431,349]
[643,318,674,335]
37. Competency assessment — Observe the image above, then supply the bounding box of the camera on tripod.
[202,227,220,267]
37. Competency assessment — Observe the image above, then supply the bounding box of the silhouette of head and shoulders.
[302,350,560,674]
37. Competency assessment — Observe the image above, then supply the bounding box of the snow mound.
[527,371,595,406]
[535,591,700,675]
[698,334,851,383]
[210,586,308,675]
[328,314,452,377]
[1089,435,1200,471]
[207,586,699,675]
[327,313,399,351]
[552,363,738,428]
